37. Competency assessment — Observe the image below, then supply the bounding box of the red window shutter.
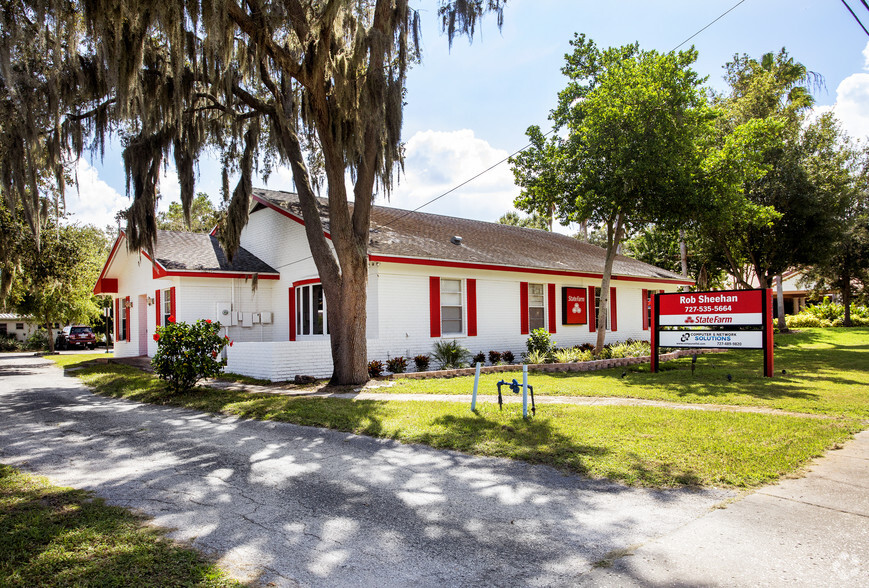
[520,282,529,335]
[610,286,618,331]
[642,289,649,330]
[429,277,441,338]
[588,285,596,333]
[155,289,161,328]
[125,296,131,342]
[169,287,176,319]
[115,298,120,340]
[467,279,477,336]
[288,288,296,341]
[547,283,557,334]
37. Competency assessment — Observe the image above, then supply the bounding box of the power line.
[672,0,749,51]
[841,0,869,36]
[375,129,554,230]
[379,0,753,229]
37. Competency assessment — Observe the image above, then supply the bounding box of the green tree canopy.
[497,210,550,231]
[510,35,720,352]
[1,207,109,350]
[157,193,221,233]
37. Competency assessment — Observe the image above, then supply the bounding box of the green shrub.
[151,318,228,393]
[552,348,581,363]
[413,354,430,371]
[25,330,48,350]
[525,349,549,364]
[0,334,23,351]
[526,327,556,356]
[368,360,384,377]
[431,339,471,370]
[386,356,407,374]
[786,313,825,328]
[609,340,651,358]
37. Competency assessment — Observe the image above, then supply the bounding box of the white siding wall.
[366,263,669,365]
[109,207,681,379]
[110,250,173,358]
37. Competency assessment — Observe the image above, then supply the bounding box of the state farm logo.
[680,333,691,342]
[685,316,695,324]
[572,302,582,314]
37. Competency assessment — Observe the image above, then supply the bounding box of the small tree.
[152,319,229,393]
[510,36,718,353]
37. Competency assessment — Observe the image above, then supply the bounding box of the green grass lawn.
[387,328,869,418]
[48,350,863,488]
[0,464,240,588]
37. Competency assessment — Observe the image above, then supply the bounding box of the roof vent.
[451,235,463,245]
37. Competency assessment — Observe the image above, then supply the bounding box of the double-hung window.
[594,287,610,331]
[296,283,328,336]
[440,279,464,335]
[161,289,172,326]
[528,283,545,331]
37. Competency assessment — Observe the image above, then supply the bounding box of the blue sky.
[68,0,869,232]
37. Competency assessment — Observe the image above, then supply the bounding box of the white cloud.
[65,159,128,229]
[379,129,519,223]
[817,41,869,142]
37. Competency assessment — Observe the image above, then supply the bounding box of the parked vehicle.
[55,325,96,350]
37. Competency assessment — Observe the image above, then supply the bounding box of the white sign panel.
[658,330,763,349]
[658,313,764,326]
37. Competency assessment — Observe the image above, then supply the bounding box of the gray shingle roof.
[154,230,278,274]
[252,188,689,282]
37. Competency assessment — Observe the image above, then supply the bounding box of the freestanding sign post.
[650,289,774,377]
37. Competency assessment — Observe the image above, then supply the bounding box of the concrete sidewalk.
[579,430,869,586]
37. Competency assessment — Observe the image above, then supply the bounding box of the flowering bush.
[151,318,229,393]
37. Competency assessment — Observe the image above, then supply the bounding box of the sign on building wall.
[650,289,774,377]
[562,287,588,325]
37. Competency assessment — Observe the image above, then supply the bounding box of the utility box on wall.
[216,303,236,326]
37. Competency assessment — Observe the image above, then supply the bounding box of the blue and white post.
[522,364,529,419]
[471,362,481,412]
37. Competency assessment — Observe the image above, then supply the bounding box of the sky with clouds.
[68,0,869,233]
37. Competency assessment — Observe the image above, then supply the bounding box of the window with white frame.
[440,279,464,335]
[15,323,24,330]
[161,289,172,325]
[296,283,328,336]
[528,283,545,331]
[594,287,610,330]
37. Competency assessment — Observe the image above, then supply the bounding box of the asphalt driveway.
[0,353,734,586]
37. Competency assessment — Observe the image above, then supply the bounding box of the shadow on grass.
[0,465,234,587]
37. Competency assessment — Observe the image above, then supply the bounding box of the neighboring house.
[0,313,42,341]
[733,269,832,316]
[94,188,693,380]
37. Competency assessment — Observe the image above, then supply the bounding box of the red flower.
[224,335,230,340]
[229,340,234,347]
[168,315,175,323]
[153,334,160,341]
[211,351,218,358]
[206,319,212,324]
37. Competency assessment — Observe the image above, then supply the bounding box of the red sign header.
[657,289,763,327]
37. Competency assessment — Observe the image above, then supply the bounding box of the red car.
[56,325,96,350]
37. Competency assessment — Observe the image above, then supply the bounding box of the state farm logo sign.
[657,290,763,327]
[562,287,587,325]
